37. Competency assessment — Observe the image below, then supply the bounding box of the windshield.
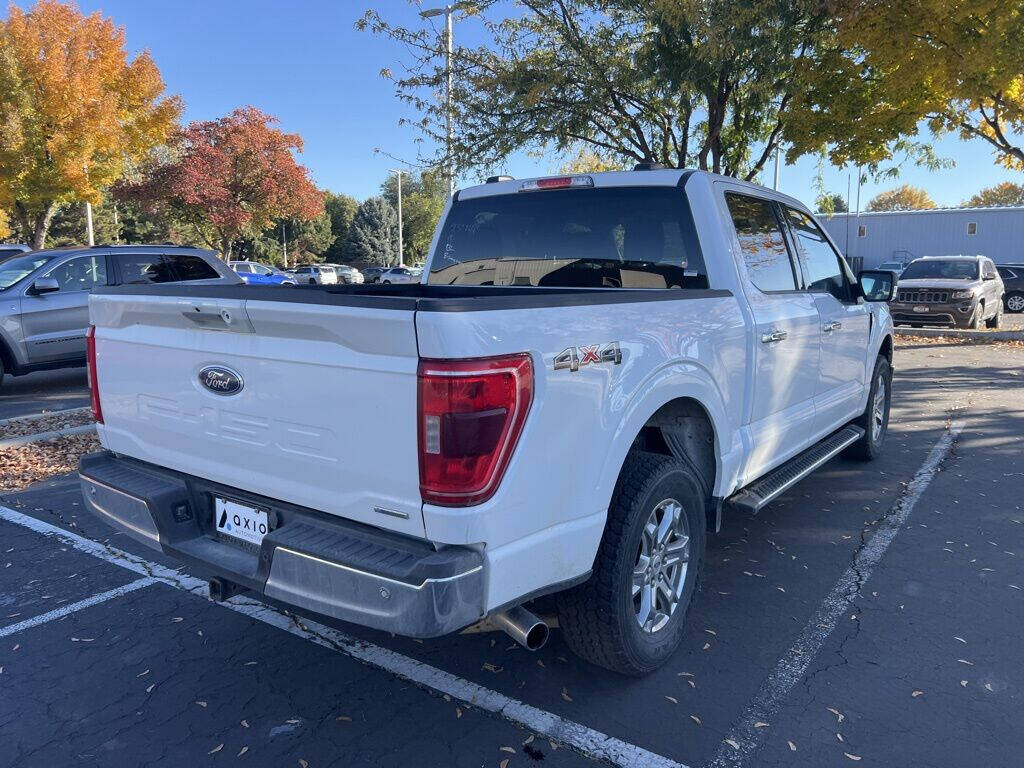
[0,252,55,289]
[877,262,903,271]
[900,260,978,280]
[429,186,708,289]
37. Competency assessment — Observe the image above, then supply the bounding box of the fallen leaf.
[523,735,535,745]
[237,746,248,757]
[703,642,711,650]
[961,680,969,687]
[954,637,966,644]
[171,617,184,623]
[482,662,503,673]
[299,761,309,768]
[136,669,149,678]
[754,722,769,728]
[665,696,678,704]
[500,746,516,754]
[844,753,862,761]
[724,739,740,750]
[146,683,155,693]
[335,716,351,722]
[241,720,249,728]
[690,715,702,725]
[196,701,208,707]
[912,691,924,698]
[788,741,797,752]
[826,707,845,723]
[208,744,224,755]
[500,761,510,768]
[561,688,573,702]
[958,659,974,665]
[456,707,462,718]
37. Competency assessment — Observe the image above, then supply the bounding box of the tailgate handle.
[178,300,254,332]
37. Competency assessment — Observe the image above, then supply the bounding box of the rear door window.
[115,252,219,284]
[782,207,851,302]
[430,186,707,289]
[166,253,220,281]
[725,193,797,292]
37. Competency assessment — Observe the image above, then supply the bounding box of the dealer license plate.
[913,305,929,313]
[214,497,269,547]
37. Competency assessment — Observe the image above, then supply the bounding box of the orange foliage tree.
[0,0,181,247]
[118,107,323,258]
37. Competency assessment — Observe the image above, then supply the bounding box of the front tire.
[846,355,891,461]
[971,302,985,329]
[556,452,706,675]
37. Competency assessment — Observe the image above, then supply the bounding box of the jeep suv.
[0,245,239,388]
[891,255,1004,329]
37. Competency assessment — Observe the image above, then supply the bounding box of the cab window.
[725,193,797,292]
[783,207,851,302]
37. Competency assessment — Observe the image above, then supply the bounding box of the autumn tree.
[866,185,937,212]
[816,193,849,215]
[117,107,323,259]
[345,196,397,266]
[964,182,1024,208]
[0,0,180,248]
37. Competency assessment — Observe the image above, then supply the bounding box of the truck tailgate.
[89,293,425,538]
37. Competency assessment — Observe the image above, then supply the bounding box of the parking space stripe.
[0,504,687,768]
[705,419,965,768]
[0,577,156,638]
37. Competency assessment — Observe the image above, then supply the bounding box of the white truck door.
[722,191,820,481]
[780,206,870,435]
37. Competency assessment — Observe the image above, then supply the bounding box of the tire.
[1005,292,1024,314]
[556,451,706,675]
[383,280,391,284]
[971,302,985,330]
[308,278,316,285]
[986,301,1002,329]
[0,355,4,390]
[845,355,892,461]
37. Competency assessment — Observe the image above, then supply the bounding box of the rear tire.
[556,451,706,675]
[1005,292,1024,313]
[0,356,4,389]
[846,355,891,461]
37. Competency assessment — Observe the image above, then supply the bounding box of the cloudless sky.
[8,0,1023,207]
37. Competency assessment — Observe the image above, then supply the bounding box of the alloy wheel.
[632,498,691,634]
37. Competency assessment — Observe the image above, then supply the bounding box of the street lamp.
[389,169,405,267]
[420,2,473,197]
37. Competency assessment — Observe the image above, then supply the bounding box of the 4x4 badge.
[554,342,622,372]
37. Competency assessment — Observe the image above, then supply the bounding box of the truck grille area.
[897,290,949,303]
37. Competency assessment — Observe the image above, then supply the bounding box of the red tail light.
[86,325,103,424]
[418,353,533,507]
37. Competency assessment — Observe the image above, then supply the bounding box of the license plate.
[214,497,269,547]
[913,305,929,313]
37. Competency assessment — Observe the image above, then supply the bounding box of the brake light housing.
[86,325,103,424]
[418,353,533,507]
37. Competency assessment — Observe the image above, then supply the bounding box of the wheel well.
[631,398,719,532]
[0,336,15,374]
[879,334,893,364]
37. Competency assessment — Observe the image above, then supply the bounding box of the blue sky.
[11,0,1023,207]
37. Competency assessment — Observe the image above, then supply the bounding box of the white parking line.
[0,577,156,638]
[0,504,687,768]
[706,419,965,767]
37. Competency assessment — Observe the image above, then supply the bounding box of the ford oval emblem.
[198,365,243,395]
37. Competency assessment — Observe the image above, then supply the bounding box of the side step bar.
[727,425,865,513]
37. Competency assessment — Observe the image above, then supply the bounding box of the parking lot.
[1,339,1022,768]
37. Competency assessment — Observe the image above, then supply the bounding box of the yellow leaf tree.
[0,0,181,248]
[866,185,937,212]
[964,182,1024,208]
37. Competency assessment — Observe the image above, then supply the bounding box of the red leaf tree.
[118,106,323,258]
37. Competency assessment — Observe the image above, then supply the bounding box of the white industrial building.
[817,206,1024,270]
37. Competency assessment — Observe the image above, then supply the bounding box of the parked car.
[0,245,239,388]
[322,263,364,284]
[890,255,1004,329]
[379,266,418,284]
[290,264,338,285]
[876,260,907,275]
[229,260,296,286]
[79,169,895,675]
[361,266,386,284]
[0,244,32,261]
[997,265,1024,313]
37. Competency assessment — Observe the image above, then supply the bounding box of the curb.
[0,423,97,449]
[895,327,1024,342]
[0,406,92,428]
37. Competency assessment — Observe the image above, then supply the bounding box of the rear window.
[116,252,220,284]
[429,187,707,289]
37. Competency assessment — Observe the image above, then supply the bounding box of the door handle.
[823,321,842,332]
[760,330,788,344]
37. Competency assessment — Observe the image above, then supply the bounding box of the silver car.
[289,264,338,285]
[0,245,239,388]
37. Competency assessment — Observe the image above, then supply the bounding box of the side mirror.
[983,273,996,281]
[28,277,60,296]
[858,270,895,302]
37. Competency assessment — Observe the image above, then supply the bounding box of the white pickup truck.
[79,169,896,674]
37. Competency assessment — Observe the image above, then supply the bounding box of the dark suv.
[891,255,1004,329]
[0,245,239,387]
[997,265,1024,313]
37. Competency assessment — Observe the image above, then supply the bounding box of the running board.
[727,425,865,513]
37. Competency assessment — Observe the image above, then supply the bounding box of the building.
[817,206,1024,270]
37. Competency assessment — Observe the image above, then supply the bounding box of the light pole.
[420,2,472,197]
[389,169,405,267]
[773,145,781,191]
[85,202,95,246]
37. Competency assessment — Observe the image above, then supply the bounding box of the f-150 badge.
[554,342,622,372]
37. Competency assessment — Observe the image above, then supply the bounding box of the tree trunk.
[20,201,58,250]
[220,237,233,261]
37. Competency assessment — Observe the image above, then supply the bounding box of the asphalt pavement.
[0,341,1021,768]
[0,367,89,420]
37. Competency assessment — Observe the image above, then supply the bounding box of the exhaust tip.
[523,619,549,651]
[493,606,549,651]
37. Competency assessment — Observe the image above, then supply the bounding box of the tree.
[344,196,398,266]
[362,1,854,180]
[866,185,937,212]
[816,193,849,215]
[789,1,1024,171]
[323,192,359,261]
[117,107,323,259]
[381,169,447,263]
[964,182,1024,208]
[0,0,181,248]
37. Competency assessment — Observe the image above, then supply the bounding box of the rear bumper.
[78,451,485,638]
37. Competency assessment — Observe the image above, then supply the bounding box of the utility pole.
[281,222,288,268]
[85,202,95,246]
[420,3,471,197]
[390,169,404,267]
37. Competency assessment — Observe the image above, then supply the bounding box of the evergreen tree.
[344,196,398,265]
